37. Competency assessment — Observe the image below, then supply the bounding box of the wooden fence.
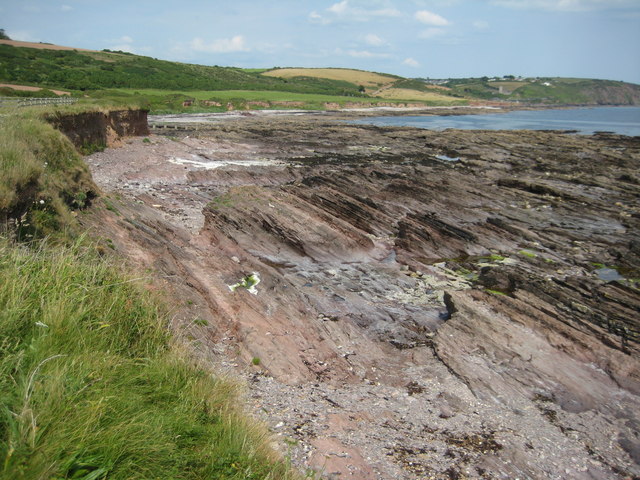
[0,97,78,108]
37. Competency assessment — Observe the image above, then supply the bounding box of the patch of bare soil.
[0,83,70,95]
[0,39,99,52]
[82,114,640,479]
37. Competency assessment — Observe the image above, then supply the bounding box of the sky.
[2,0,640,83]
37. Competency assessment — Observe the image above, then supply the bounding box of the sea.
[351,106,640,136]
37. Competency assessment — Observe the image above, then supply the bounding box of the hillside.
[263,68,640,105]
[0,40,638,107]
[0,41,363,96]
[443,76,640,105]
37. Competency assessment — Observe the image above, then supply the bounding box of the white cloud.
[311,1,402,24]
[489,0,638,11]
[364,33,386,46]
[61,4,73,11]
[7,30,40,42]
[473,20,490,29]
[371,8,402,17]
[107,36,136,53]
[403,57,420,67]
[335,47,390,58]
[308,10,330,24]
[328,0,349,14]
[415,10,450,26]
[419,27,447,38]
[109,44,136,54]
[255,42,293,54]
[190,35,249,53]
[413,0,460,5]
[348,49,390,58]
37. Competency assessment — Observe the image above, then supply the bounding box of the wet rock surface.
[84,112,639,479]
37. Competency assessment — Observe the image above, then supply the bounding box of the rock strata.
[84,113,639,479]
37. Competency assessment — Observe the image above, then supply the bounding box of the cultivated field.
[262,68,397,88]
[0,83,70,95]
[0,39,99,52]
[374,87,463,104]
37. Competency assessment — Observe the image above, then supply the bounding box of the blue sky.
[2,0,639,83]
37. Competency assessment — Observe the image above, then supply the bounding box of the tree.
[0,29,10,40]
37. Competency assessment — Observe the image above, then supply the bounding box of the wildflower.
[228,272,261,295]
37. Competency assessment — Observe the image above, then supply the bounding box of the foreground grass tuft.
[0,237,294,479]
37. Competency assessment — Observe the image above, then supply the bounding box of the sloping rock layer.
[85,113,639,479]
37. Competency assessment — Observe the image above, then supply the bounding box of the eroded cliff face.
[46,109,149,150]
[584,83,640,105]
[83,113,640,479]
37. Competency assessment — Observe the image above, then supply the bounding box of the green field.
[102,88,413,113]
[0,43,364,97]
[113,88,374,103]
[115,89,402,104]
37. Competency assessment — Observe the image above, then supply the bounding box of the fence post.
[0,97,79,108]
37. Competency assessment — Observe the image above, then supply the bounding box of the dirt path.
[83,114,640,479]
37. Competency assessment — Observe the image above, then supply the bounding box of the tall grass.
[0,115,96,238]
[0,237,295,479]
[0,135,42,213]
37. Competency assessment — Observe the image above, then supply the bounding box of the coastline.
[83,114,640,479]
[149,102,639,118]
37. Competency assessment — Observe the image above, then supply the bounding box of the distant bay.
[352,106,640,136]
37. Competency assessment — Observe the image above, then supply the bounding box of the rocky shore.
[83,111,639,479]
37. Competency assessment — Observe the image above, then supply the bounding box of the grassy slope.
[108,88,411,112]
[0,44,363,97]
[0,238,294,480]
[0,112,297,480]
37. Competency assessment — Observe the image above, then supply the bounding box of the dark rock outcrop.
[47,109,149,150]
